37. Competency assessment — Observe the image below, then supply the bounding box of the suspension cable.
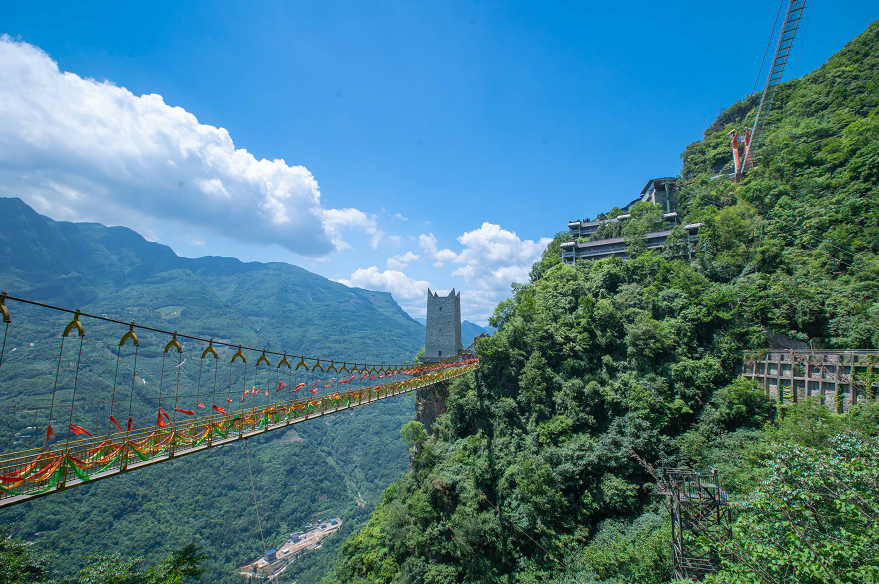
[244,439,267,557]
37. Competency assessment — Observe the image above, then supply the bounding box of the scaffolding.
[657,468,730,580]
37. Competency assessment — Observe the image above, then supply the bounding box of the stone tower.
[424,288,462,361]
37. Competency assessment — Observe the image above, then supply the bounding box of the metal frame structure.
[657,468,730,580]
[729,0,807,180]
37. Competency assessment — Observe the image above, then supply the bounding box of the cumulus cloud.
[338,267,432,317]
[386,251,420,271]
[420,224,551,321]
[0,36,375,257]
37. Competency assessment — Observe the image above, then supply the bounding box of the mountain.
[413,317,494,345]
[0,197,425,583]
[327,21,879,583]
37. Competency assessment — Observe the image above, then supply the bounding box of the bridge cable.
[794,0,815,79]
[695,193,868,273]
[195,352,205,421]
[476,490,576,577]
[63,336,85,445]
[752,0,786,95]
[244,439,267,557]
[108,344,123,438]
[0,321,9,373]
[45,336,67,449]
[171,350,183,426]
[124,344,140,440]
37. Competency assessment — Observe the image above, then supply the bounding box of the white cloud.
[338,267,432,317]
[385,251,420,271]
[391,213,408,221]
[0,36,376,258]
[420,223,551,321]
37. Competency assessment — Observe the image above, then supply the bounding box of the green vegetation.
[326,20,879,584]
[0,198,425,583]
[1,527,207,584]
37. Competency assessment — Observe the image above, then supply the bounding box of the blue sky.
[2,1,877,322]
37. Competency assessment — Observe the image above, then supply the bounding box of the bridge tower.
[424,288,461,362]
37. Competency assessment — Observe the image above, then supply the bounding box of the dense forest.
[0,200,426,583]
[325,20,879,584]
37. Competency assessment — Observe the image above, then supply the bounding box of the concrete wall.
[424,288,462,361]
[741,350,879,412]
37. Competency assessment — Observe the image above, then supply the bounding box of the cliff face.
[415,383,449,435]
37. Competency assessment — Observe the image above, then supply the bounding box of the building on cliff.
[562,177,703,264]
[424,288,462,361]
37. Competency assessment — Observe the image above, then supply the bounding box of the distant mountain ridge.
[0,197,421,363]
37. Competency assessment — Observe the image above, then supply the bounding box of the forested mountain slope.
[0,198,424,583]
[326,20,879,584]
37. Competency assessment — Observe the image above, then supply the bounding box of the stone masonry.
[424,288,462,362]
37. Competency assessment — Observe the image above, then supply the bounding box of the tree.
[0,526,57,584]
[710,433,879,584]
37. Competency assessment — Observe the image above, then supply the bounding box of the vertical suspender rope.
[63,336,85,445]
[108,345,123,437]
[171,350,183,426]
[124,344,140,439]
[211,349,219,413]
[157,351,168,426]
[195,353,205,420]
[244,439,267,557]
[28,406,39,446]
[7,403,16,449]
[0,321,9,374]
[45,336,66,449]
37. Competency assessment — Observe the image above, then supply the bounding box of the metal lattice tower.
[743,0,808,169]
[657,468,731,580]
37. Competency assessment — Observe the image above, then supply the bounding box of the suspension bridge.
[0,292,478,509]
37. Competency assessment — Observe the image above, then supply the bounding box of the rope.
[45,336,66,449]
[244,439,267,557]
[795,0,815,79]
[63,336,85,445]
[0,322,9,373]
[171,351,183,426]
[752,0,786,95]
[195,356,205,420]
[124,345,140,440]
[476,491,577,577]
[108,345,123,437]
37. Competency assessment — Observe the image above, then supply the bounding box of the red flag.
[157,411,167,427]
[69,425,92,437]
[212,404,227,415]
[244,389,250,397]
[292,383,305,391]
[110,416,123,432]
[241,395,246,403]
[276,382,287,392]
[46,425,54,441]
[308,388,318,394]
[361,372,369,380]
[159,407,171,421]
[265,390,269,396]
[339,378,349,384]
[128,417,133,431]
[311,379,321,387]
[174,408,195,415]
[226,398,233,402]
[197,403,206,409]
